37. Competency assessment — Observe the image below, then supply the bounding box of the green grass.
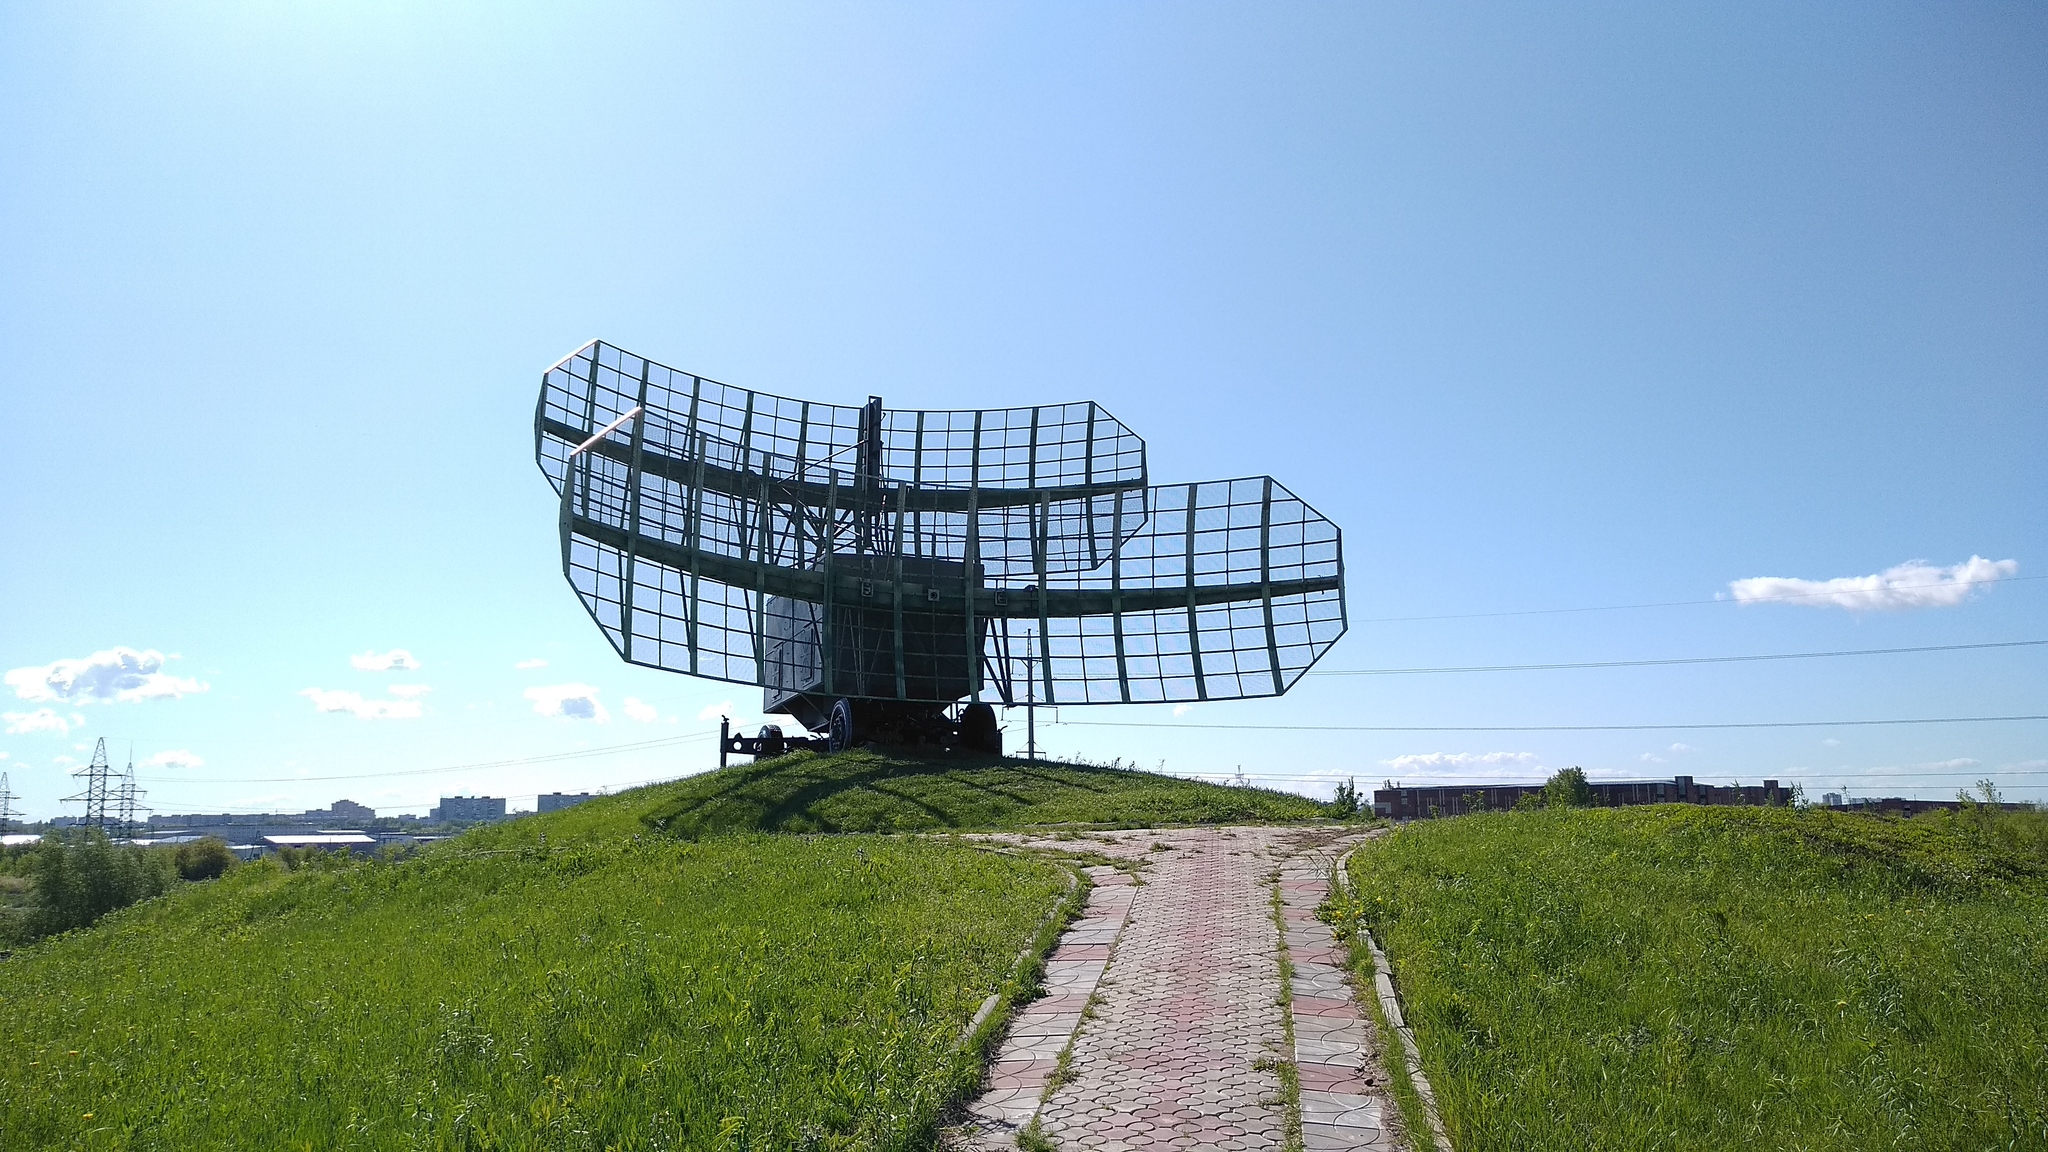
[0,753,1324,1149]
[0,867,30,944]
[627,749,1329,838]
[0,804,1072,1150]
[1331,805,2048,1151]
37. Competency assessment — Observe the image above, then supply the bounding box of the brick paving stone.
[947,863,1139,1151]
[1023,828,1299,1151]
[948,827,1406,1152]
[1275,831,1403,1151]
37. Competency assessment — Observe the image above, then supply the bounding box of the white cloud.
[5,647,207,704]
[300,688,425,720]
[1380,751,1542,775]
[527,683,608,721]
[1639,753,1667,764]
[0,751,8,760]
[1822,738,1841,747]
[4,708,73,735]
[696,700,735,723]
[514,658,549,670]
[1727,556,2019,611]
[141,749,204,769]
[387,684,433,699]
[622,696,659,723]
[1172,703,1194,717]
[350,648,421,672]
[1669,743,1698,754]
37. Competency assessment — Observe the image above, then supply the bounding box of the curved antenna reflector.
[536,340,1346,720]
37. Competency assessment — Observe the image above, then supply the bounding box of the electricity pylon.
[0,772,19,835]
[62,737,116,834]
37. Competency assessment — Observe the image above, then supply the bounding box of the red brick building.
[1372,775,1788,819]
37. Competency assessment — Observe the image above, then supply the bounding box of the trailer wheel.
[827,698,859,753]
[756,724,786,758]
[960,702,1001,755]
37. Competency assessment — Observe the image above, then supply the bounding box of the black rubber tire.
[756,724,786,758]
[960,702,1001,755]
[827,698,858,753]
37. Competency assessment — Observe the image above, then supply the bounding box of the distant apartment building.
[432,795,507,824]
[150,798,381,829]
[148,811,277,828]
[310,799,378,824]
[537,792,595,813]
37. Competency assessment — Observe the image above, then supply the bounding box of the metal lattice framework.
[63,738,115,833]
[536,340,1345,735]
[115,759,148,839]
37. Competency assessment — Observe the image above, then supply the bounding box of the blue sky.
[2,2,2042,819]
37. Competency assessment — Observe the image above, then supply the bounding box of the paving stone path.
[949,827,1404,1151]
[1276,834,1405,1151]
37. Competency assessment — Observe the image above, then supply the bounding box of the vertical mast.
[853,395,885,555]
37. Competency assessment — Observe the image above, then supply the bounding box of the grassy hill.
[0,803,1075,1149]
[0,752,1325,1150]
[1332,803,2048,1151]
[613,749,1329,839]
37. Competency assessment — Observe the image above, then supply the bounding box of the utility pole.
[0,772,18,836]
[63,737,117,834]
[115,748,148,839]
[1025,645,1037,760]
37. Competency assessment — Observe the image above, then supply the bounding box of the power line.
[1308,638,2048,677]
[1354,573,2043,624]
[137,732,715,785]
[1055,715,2048,733]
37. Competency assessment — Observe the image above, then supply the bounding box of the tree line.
[0,831,235,946]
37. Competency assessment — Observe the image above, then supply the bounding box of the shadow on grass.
[640,749,1326,837]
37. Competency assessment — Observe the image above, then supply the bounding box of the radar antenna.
[535,340,1345,760]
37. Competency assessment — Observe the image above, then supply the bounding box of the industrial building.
[537,792,594,813]
[261,832,378,856]
[1374,775,1790,820]
[1370,775,2036,821]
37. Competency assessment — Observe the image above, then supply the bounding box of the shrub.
[1542,766,1595,808]
[1330,777,1360,817]
[173,837,235,881]
[27,831,178,936]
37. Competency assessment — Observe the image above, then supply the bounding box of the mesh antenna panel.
[537,339,1345,756]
